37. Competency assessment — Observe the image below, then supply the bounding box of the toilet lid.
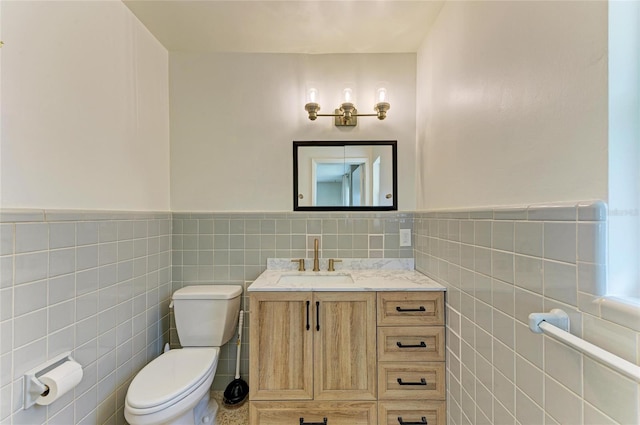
[173,285,242,300]
[126,348,219,410]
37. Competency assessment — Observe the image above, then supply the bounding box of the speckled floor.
[212,391,249,425]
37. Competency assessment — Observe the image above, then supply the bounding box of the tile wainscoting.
[3,205,638,425]
[414,201,640,425]
[0,211,172,425]
[1,209,414,424]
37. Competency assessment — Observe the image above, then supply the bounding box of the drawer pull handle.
[397,377,427,386]
[300,418,327,425]
[306,300,310,331]
[397,417,427,425]
[397,341,427,348]
[316,301,320,331]
[396,306,426,312]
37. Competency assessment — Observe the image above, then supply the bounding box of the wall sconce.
[304,87,390,127]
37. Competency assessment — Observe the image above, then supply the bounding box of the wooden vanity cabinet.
[249,290,446,425]
[249,291,377,424]
[377,292,446,425]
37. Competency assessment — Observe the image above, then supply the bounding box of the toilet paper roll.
[35,360,83,406]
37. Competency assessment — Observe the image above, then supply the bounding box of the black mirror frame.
[293,140,398,211]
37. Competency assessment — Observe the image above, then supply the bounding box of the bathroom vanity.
[248,260,446,425]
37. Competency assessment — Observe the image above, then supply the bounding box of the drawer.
[378,362,445,400]
[378,327,445,362]
[249,401,377,425]
[377,292,444,326]
[378,400,446,425]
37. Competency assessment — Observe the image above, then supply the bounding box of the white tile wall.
[0,211,171,425]
[415,201,640,425]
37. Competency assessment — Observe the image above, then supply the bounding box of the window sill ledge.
[596,296,640,332]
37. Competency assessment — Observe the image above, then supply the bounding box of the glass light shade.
[307,88,319,104]
[376,87,389,103]
[343,88,354,103]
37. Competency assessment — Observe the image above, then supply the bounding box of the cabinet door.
[249,292,313,400]
[313,292,377,400]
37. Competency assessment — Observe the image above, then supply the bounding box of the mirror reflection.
[315,160,365,207]
[293,141,397,211]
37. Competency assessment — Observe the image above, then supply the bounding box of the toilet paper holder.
[23,351,77,409]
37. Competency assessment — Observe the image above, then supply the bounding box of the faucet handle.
[327,259,342,272]
[291,258,305,271]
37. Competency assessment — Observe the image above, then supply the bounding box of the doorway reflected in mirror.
[293,141,397,211]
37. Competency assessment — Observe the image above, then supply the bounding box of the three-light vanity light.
[304,87,390,127]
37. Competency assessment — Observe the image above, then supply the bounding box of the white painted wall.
[1,1,170,211]
[170,53,416,211]
[416,1,608,210]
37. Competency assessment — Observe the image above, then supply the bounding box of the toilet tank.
[172,285,242,347]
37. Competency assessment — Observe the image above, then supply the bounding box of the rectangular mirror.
[293,141,397,211]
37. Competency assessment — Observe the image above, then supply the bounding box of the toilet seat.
[126,348,219,415]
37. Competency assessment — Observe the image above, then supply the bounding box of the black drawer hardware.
[316,301,320,331]
[396,306,426,312]
[306,300,310,331]
[396,341,427,348]
[397,377,427,386]
[397,417,427,424]
[300,418,327,425]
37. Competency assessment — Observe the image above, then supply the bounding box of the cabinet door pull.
[300,417,327,425]
[396,306,426,312]
[397,417,427,424]
[396,341,427,348]
[306,300,310,331]
[315,301,320,331]
[397,377,427,386]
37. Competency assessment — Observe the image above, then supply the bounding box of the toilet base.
[149,394,218,425]
[159,393,218,425]
[194,396,219,425]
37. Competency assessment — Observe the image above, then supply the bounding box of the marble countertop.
[248,258,446,292]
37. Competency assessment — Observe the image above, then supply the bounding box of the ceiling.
[123,0,445,54]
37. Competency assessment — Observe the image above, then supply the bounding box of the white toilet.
[124,285,242,425]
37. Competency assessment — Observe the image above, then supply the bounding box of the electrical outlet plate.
[399,229,411,247]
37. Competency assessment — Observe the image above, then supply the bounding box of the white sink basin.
[277,273,355,285]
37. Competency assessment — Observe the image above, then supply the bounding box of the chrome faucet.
[313,238,320,272]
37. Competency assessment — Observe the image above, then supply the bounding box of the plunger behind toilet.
[223,310,249,407]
